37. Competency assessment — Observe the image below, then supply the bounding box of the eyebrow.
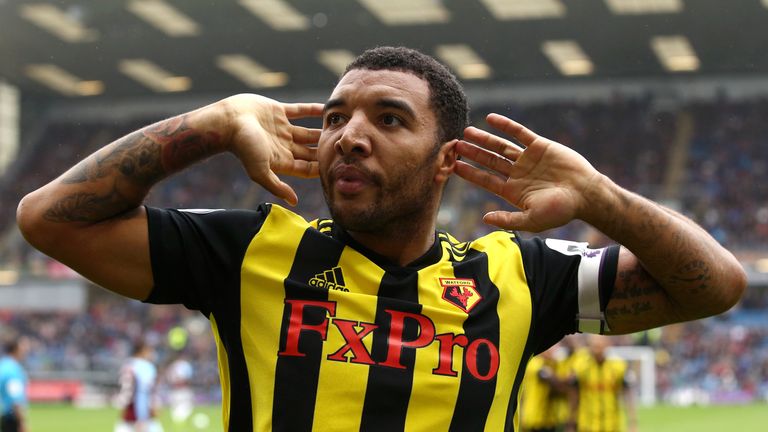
[323,98,345,114]
[322,97,417,120]
[376,98,416,120]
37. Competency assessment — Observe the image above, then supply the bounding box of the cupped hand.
[224,94,323,206]
[454,113,602,232]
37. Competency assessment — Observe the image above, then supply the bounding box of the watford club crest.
[439,278,482,313]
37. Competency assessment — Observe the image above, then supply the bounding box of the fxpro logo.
[277,299,500,381]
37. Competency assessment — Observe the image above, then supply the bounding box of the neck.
[347,205,439,267]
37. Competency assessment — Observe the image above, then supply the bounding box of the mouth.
[331,163,373,196]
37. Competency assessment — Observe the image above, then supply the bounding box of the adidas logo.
[308,266,349,292]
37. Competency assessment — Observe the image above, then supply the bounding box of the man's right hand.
[17,94,322,300]
[223,94,323,206]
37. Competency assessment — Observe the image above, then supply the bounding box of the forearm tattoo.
[60,131,163,186]
[147,116,221,173]
[44,114,220,223]
[602,193,714,327]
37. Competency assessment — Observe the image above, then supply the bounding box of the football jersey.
[145,203,619,431]
[0,356,27,416]
[520,355,561,429]
[573,356,629,432]
[118,357,157,422]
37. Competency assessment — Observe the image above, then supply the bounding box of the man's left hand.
[454,113,602,232]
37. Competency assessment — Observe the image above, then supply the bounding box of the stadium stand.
[1,94,767,406]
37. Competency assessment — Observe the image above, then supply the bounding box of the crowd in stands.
[0,296,222,402]
[1,94,767,405]
[684,97,768,248]
[654,315,768,404]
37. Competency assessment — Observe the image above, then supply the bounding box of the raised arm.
[454,113,747,335]
[17,94,322,300]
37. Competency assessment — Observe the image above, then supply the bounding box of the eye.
[381,114,403,127]
[325,113,345,127]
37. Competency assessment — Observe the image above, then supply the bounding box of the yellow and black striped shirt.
[573,356,630,432]
[520,356,561,430]
[145,204,619,431]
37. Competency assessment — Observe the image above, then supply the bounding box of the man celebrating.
[17,47,745,431]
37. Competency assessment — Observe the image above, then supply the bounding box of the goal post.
[607,345,657,406]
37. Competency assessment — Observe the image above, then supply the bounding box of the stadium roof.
[1,0,767,100]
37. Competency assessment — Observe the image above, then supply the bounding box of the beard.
[321,152,438,235]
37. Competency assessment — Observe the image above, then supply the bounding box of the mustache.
[329,157,382,186]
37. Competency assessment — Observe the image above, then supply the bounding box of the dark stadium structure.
[1,0,768,98]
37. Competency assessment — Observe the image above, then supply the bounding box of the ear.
[434,139,457,183]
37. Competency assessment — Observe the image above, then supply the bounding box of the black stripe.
[213,206,273,432]
[213,309,253,432]
[273,229,344,431]
[360,270,421,432]
[449,249,502,431]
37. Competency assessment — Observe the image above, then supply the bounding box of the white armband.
[544,239,612,334]
[576,246,609,334]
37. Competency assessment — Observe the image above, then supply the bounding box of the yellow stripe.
[472,232,532,431]
[240,205,307,431]
[404,247,466,431]
[520,356,559,428]
[521,357,544,426]
[312,246,386,431]
[315,218,333,234]
[210,315,230,431]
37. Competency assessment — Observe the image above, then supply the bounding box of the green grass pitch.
[28,403,768,431]
[29,404,222,432]
[636,404,768,432]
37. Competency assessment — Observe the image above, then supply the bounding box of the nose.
[334,114,372,157]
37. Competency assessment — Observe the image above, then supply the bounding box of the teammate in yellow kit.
[552,336,589,428]
[569,336,636,432]
[520,345,568,432]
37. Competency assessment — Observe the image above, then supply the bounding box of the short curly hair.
[344,46,469,145]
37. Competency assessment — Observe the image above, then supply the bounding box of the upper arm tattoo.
[605,263,661,321]
[665,231,712,296]
[45,114,220,223]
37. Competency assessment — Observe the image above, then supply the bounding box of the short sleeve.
[516,236,619,354]
[5,378,25,404]
[144,204,271,315]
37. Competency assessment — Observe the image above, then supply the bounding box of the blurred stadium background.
[1,0,768,430]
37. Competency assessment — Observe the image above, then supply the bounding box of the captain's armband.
[544,239,619,334]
